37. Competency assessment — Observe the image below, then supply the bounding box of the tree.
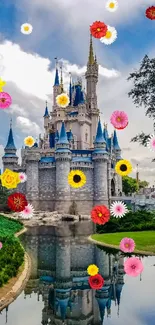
[122,176,138,195]
[139,180,149,189]
[127,55,155,148]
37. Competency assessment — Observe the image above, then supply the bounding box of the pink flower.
[110,110,128,130]
[19,204,34,219]
[110,201,128,218]
[124,257,144,277]
[120,237,135,253]
[19,172,27,183]
[0,92,12,109]
[0,242,3,249]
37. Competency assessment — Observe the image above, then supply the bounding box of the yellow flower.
[56,93,70,108]
[0,169,20,189]
[68,170,86,188]
[24,136,35,147]
[115,159,132,176]
[87,264,99,276]
[0,78,6,92]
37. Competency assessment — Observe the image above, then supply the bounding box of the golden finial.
[60,64,64,93]
[88,34,95,65]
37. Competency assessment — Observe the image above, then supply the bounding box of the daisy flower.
[110,110,128,130]
[110,201,128,218]
[21,23,33,35]
[24,136,35,147]
[20,204,34,219]
[105,0,118,12]
[56,93,70,108]
[100,26,117,45]
[19,172,27,183]
[87,264,99,276]
[147,134,155,152]
[120,237,135,253]
[124,257,144,277]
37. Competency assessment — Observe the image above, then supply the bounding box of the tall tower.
[43,101,50,137]
[53,58,61,111]
[2,120,18,171]
[113,130,122,195]
[85,35,99,146]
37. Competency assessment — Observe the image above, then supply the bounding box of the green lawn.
[0,214,23,237]
[91,231,155,254]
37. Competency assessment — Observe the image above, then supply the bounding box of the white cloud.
[16,116,42,136]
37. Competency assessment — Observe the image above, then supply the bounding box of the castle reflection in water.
[23,221,125,325]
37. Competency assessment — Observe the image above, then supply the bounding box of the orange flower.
[91,205,110,225]
[90,21,108,39]
[146,6,155,20]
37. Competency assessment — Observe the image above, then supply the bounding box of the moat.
[0,220,155,325]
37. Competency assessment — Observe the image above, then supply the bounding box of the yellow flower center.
[125,243,129,248]
[98,213,102,217]
[97,28,101,31]
[105,31,112,39]
[117,117,121,122]
[24,26,29,31]
[109,2,115,8]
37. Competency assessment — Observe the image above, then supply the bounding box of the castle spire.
[95,118,106,144]
[69,72,72,105]
[60,64,64,93]
[113,130,120,150]
[5,119,16,150]
[54,57,59,86]
[43,101,49,117]
[88,34,95,65]
[58,121,69,144]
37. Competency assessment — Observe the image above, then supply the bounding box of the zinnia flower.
[147,134,155,152]
[88,274,104,289]
[90,21,108,39]
[0,242,3,249]
[91,205,110,225]
[56,93,69,108]
[68,170,86,188]
[0,92,12,109]
[105,0,118,12]
[24,136,35,147]
[120,237,135,253]
[87,264,99,276]
[115,159,132,176]
[0,169,20,189]
[0,78,6,92]
[19,172,27,183]
[19,204,34,219]
[7,193,28,212]
[21,23,33,34]
[124,257,144,277]
[110,201,128,218]
[110,111,128,130]
[146,6,155,20]
[100,26,117,45]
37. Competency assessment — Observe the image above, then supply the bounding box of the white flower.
[105,0,118,12]
[100,26,117,45]
[19,172,27,183]
[110,201,128,218]
[21,23,33,35]
[147,134,155,152]
[19,204,34,219]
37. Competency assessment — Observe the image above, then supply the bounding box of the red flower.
[90,21,108,39]
[146,6,155,20]
[7,192,28,212]
[88,274,104,289]
[91,205,110,225]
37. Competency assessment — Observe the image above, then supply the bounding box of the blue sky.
[0,0,155,184]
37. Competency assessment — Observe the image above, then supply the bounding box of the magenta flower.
[120,237,135,253]
[0,92,12,109]
[124,257,144,277]
[110,110,128,130]
[0,242,2,249]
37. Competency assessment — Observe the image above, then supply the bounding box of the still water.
[0,221,155,325]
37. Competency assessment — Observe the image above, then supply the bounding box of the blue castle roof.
[57,122,69,144]
[116,283,124,305]
[56,297,70,321]
[72,84,85,106]
[55,130,59,141]
[103,126,109,150]
[96,297,109,322]
[113,130,120,150]
[43,103,49,117]
[94,119,106,144]
[5,125,16,150]
[67,130,73,141]
[54,67,59,86]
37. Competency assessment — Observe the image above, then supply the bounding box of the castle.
[2,35,122,214]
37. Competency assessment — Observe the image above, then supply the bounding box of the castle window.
[85,131,88,142]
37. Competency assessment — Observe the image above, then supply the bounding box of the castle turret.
[55,122,71,212]
[92,118,109,206]
[43,101,50,136]
[2,120,18,171]
[53,58,61,110]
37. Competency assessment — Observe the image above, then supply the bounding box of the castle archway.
[111,179,115,196]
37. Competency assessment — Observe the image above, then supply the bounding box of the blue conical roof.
[54,67,59,86]
[69,79,72,105]
[55,130,59,141]
[113,130,120,150]
[43,104,49,117]
[96,298,108,322]
[95,119,106,143]
[58,122,69,144]
[116,283,124,305]
[58,298,69,321]
[5,125,16,150]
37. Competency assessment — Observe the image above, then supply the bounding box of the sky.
[0,0,155,184]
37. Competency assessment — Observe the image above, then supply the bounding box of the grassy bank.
[91,231,155,254]
[0,215,25,287]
